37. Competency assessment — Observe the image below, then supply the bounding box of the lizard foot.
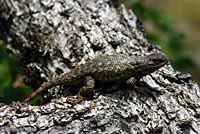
[65,95,86,105]
[78,76,95,100]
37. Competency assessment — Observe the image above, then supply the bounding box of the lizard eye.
[152,59,162,64]
[148,53,168,65]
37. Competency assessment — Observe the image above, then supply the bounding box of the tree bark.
[0,0,200,133]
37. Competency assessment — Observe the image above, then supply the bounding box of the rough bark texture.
[0,0,200,133]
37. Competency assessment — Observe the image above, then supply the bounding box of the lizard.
[24,53,168,102]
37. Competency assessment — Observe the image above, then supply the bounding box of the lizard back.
[79,54,139,82]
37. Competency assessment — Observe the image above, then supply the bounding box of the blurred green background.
[0,0,199,103]
[123,0,200,79]
[0,41,32,104]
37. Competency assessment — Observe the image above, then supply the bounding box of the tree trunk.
[0,0,200,133]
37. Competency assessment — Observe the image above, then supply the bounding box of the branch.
[0,0,200,133]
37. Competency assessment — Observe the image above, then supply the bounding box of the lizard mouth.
[150,54,169,68]
[159,61,168,67]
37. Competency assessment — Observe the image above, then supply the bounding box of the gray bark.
[0,0,200,133]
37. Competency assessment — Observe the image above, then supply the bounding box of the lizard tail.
[24,82,54,102]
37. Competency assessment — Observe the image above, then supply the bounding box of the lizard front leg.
[126,77,153,96]
[126,77,158,99]
[126,77,137,85]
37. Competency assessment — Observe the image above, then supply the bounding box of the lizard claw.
[65,95,86,105]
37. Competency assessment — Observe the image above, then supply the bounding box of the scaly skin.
[24,53,168,102]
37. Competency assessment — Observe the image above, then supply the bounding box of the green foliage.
[0,40,32,104]
[123,0,197,74]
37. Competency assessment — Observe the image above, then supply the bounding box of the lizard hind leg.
[78,76,95,100]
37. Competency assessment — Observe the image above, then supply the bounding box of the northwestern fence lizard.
[25,53,168,102]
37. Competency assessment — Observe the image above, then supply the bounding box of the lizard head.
[131,53,169,76]
[146,53,168,68]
